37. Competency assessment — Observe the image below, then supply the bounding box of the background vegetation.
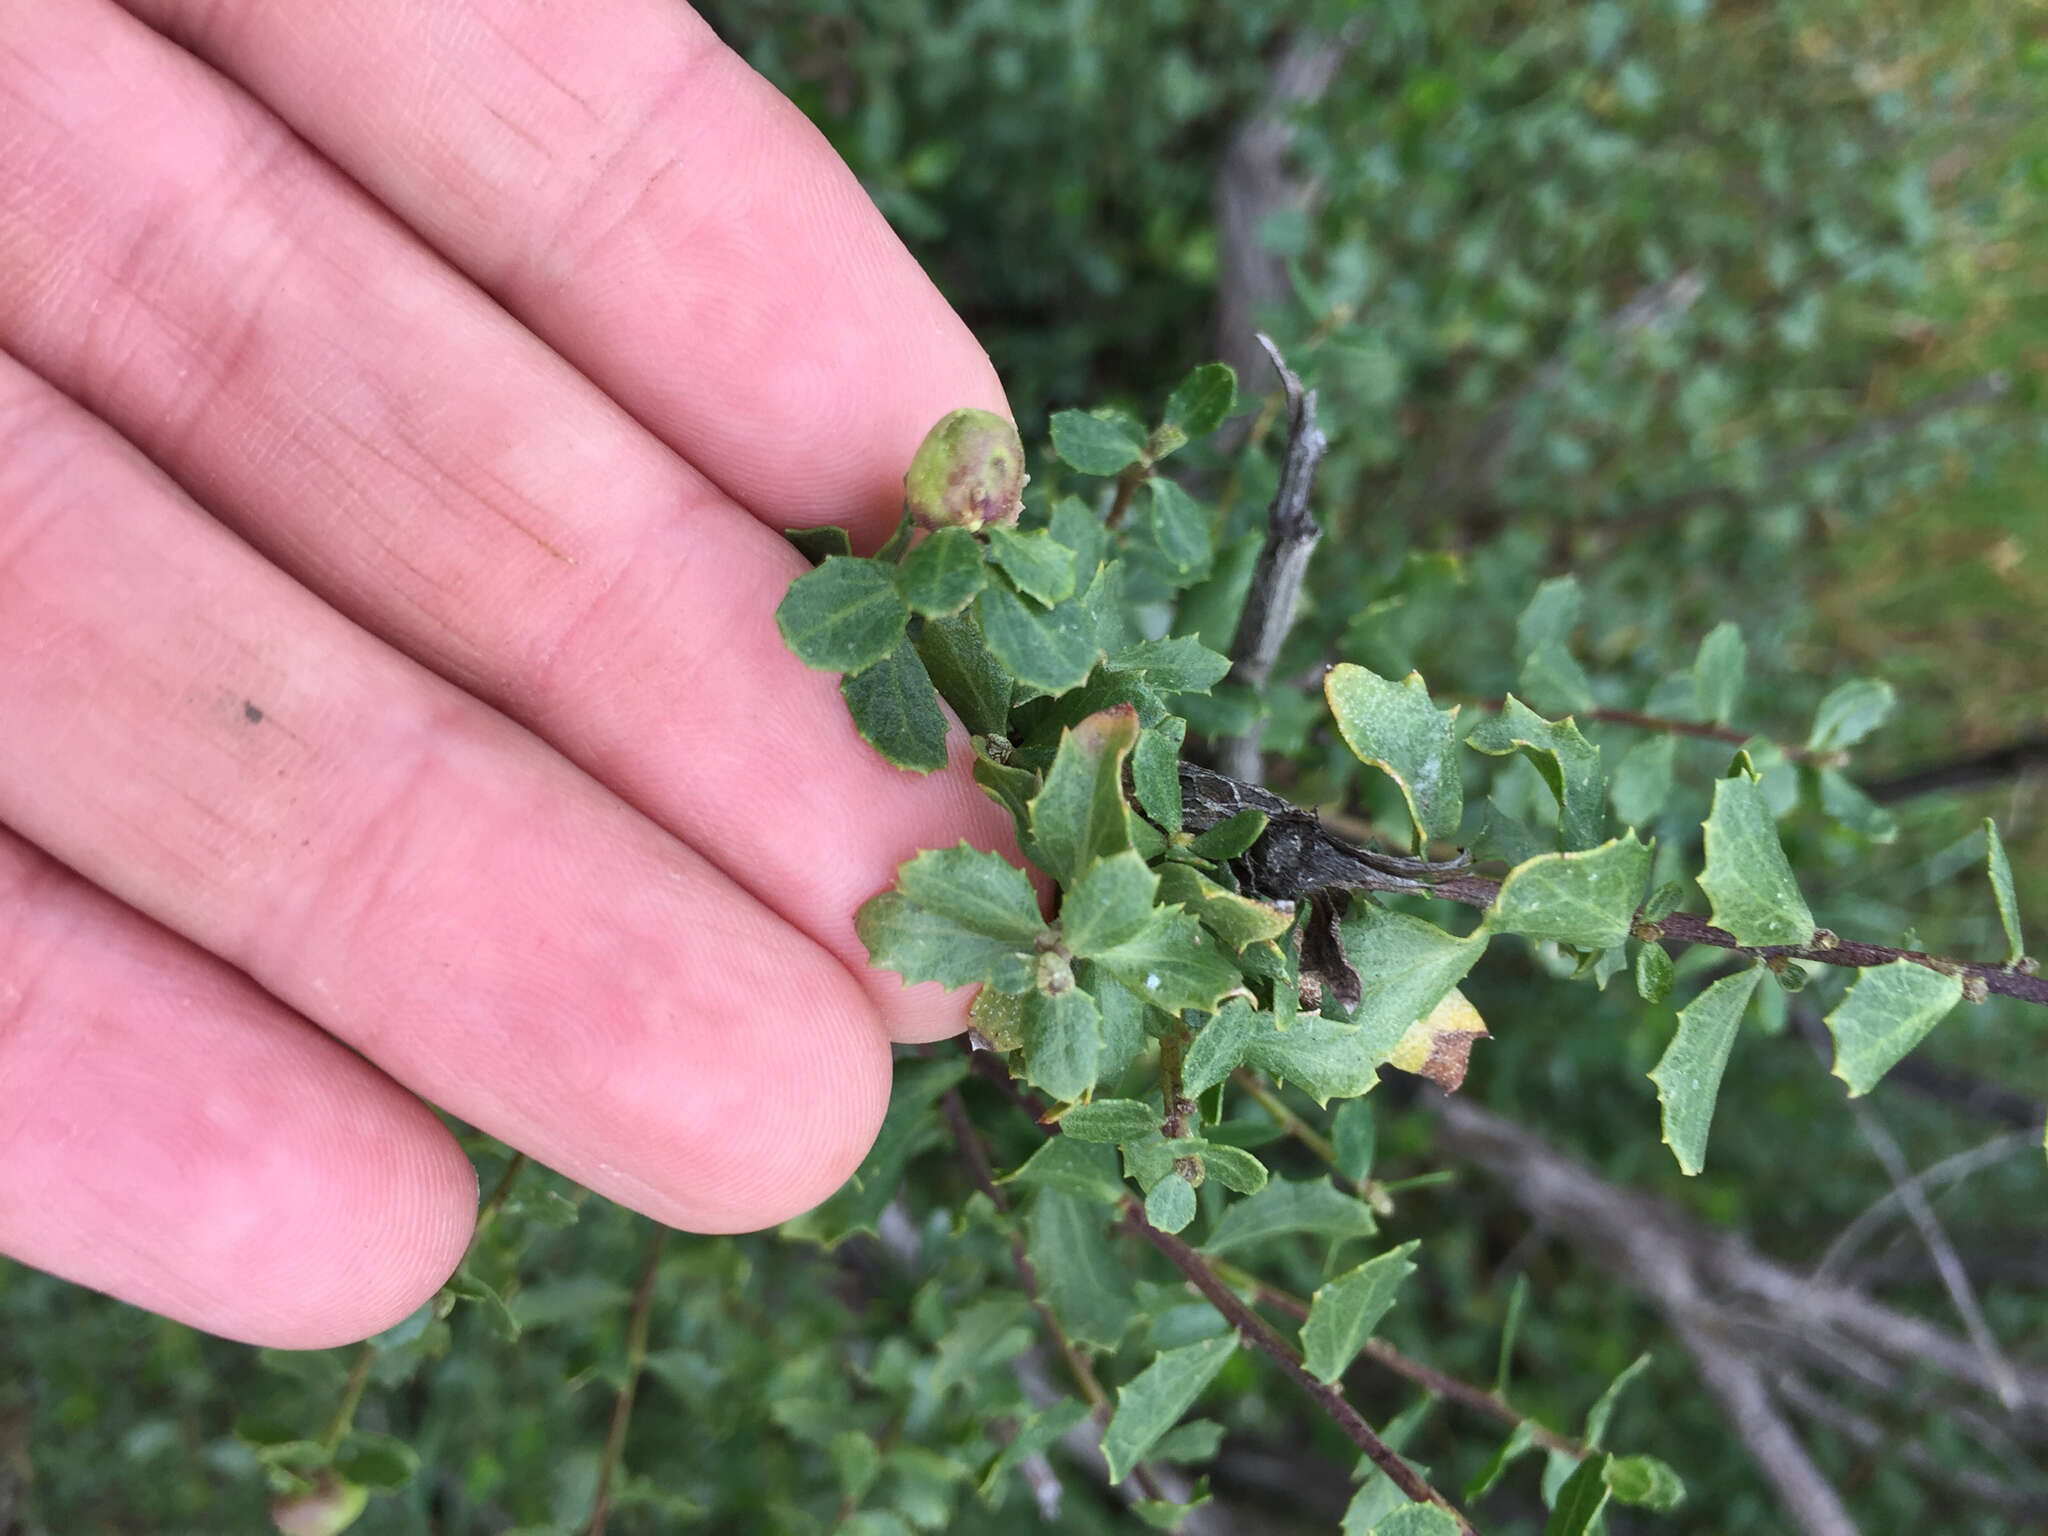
[6,1,2045,1532]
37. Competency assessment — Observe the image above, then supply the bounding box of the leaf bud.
[903,408,1027,531]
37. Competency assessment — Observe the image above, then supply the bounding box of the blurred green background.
[6,1,2045,1532]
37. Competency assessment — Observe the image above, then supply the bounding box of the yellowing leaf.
[1385,988,1489,1092]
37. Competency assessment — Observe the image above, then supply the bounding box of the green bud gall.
[903,408,1027,531]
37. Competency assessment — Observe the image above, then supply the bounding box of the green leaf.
[1515,576,1594,715]
[1145,1172,1198,1232]
[1692,622,1746,725]
[1062,851,1162,957]
[1818,767,1898,843]
[1197,1143,1268,1195]
[1583,1352,1651,1447]
[1051,408,1149,476]
[976,583,1103,694]
[1698,771,1815,946]
[784,524,853,565]
[897,844,1046,943]
[783,1058,967,1245]
[1186,809,1269,861]
[1031,706,1141,885]
[1024,986,1104,1102]
[1145,478,1214,578]
[1649,967,1765,1175]
[1605,1455,1686,1510]
[1133,718,1187,833]
[1325,665,1463,846]
[1050,495,1107,589]
[930,1301,1034,1398]
[856,892,1035,993]
[1343,905,1492,1051]
[444,1264,520,1341]
[1489,833,1652,950]
[1302,1241,1419,1384]
[1149,1419,1225,1464]
[1826,960,1965,1096]
[841,637,949,774]
[915,611,1013,738]
[980,1402,1092,1507]
[1101,1335,1238,1484]
[1366,1506,1462,1536]
[893,527,987,618]
[1243,1014,1387,1104]
[1162,362,1238,441]
[1610,734,1676,829]
[1466,697,1605,851]
[1543,1453,1611,1535]
[1333,1101,1376,1184]
[1634,942,1675,1003]
[1986,818,2026,966]
[1204,1175,1376,1257]
[1058,1099,1160,1143]
[1154,864,1294,950]
[1093,907,1247,1015]
[1027,1191,1137,1350]
[1807,677,1896,753]
[986,526,1078,606]
[777,556,910,675]
[1465,1422,1539,1503]
[1007,1135,1126,1203]
[1642,881,1685,923]
[1182,998,1261,1097]
[1112,635,1232,693]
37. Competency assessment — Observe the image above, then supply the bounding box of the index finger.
[123,0,1008,546]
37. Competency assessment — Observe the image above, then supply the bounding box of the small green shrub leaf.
[841,636,949,773]
[1144,1172,1198,1233]
[1650,966,1764,1175]
[1101,1335,1238,1484]
[1027,1191,1138,1350]
[1544,1453,1611,1535]
[1605,1455,1686,1510]
[1806,677,1896,753]
[1182,998,1261,1097]
[1610,734,1676,829]
[1186,808,1269,861]
[1057,1099,1160,1143]
[1325,664,1463,847]
[1302,1241,1419,1384]
[1062,850,1162,957]
[1698,771,1815,946]
[976,582,1103,694]
[1198,1143,1268,1195]
[1466,697,1606,851]
[1023,988,1104,1102]
[1111,635,1233,693]
[1489,833,1653,950]
[1144,478,1214,578]
[1051,408,1148,475]
[1827,960,1965,1095]
[1691,622,1746,725]
[856,892,1035,993]
[1030,706,1141,885]
[777,556,910,674]
[1634,942,1675,1003]
[1132,717,1187,832]
[915,611,1013,738]
[1093,908,1247,1015]
[1162,362,1238,441]
[896,844,1046,943]
[986,526,1079,606]
[1986,818,2025,966]
[893,527,987,617]
[1204,1175,1376,1256]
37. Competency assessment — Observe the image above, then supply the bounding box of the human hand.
[0,0,1014,1348]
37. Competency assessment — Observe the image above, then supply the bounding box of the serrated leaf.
[986,526,1079,606]
[1024,988,1103,1103]
[1384,989,1488,1092]
[1515,576,1594,715]
[1026,1191,1137,1349]
[1635,942,1675,1003]
[976,582,1103,694]
[897,843,1046,943]
[1986,818,2025,966]
[1807,677,1896,753]
[1650,967,1764,1175]
[1186,809,1269,861]
[1093,966,1150,1081]
[1133,718,1188,833]
[1466,697,1605,851]
[1145,478,1214,578]
[785,524,853,565]
[781,1058,966,1245]
[1610,734,1676,829]
[1826,960,1965,1096]
[1543,1453,1611,1534]
[856,892,1035,993]
[1204,1175,1376,1257]
[1243,1014,1385,1104]
[980,1399,1093,1505]
[1062,851,1162,957]
[1007,1135,1126,1202]
[842,636,949,773]
[1302,1241,1419,1384]
[1489,833,1652,950]
[1145,1172,1198,1232]
[1051,407,1149,476]
[1101,1336,1238,1484]
[1093,906,1246,1015]
[1163,362,1238,441]
[777,556,910,674]
[1605,1455,1685,1510]
[1366,1506,1461,1536]
[1183,998,1261,1097]
[1325,665,1463,846]
[1031,705,1141,885]
[1698,772,1815,946]
[916,611,1013,738]
[1112,635,1232,693]
[1058,1099,1160,1143]
[1198,1143,1268,1195]
[893,527,987,618]
[1692,622,1746,725]
[1154,864,1294,951]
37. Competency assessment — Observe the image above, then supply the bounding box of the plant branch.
[1176,761,2048,1008]
[1117,1203,1479,1533]
[1861,731,2048,805]
[587,1225,668,1536]
[1471,697,1845,767]
[319,1343,377,1454]
[1218,335,1329,782]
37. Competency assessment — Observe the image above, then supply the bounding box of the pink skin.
[0,0,1016,1347]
